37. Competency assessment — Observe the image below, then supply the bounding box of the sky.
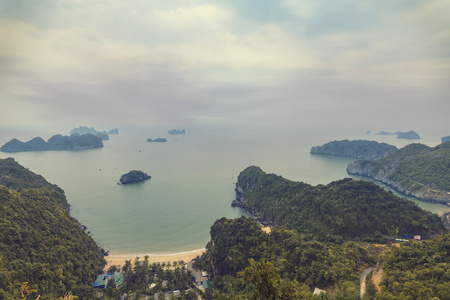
[1,0,449,135]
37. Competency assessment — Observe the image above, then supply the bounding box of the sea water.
[1,126,448,254]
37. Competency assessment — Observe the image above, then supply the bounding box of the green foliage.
[0,158,105,299]
[236,166,443,242]
[199,216,375,297]
[0,157,65,197]
[117,258,198,299]
[375,233,450,300]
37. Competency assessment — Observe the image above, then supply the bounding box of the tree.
[238,259,313,300]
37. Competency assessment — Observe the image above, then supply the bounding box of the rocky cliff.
[310,139,397,160]
[347,142,450,205]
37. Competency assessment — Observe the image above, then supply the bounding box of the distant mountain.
[442,135,450,143]
[0,158,105,299]
[375,131,396,136]
[234,166,443,243]
[310,139,397,160]
[70,126,115,140]
[108,128,119,135]
[397,130,420,139]
[168,129,186,135]
[347,142,450,204]
[0,133,103,153]
[375,130,420,139]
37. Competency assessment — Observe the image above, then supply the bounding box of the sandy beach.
[104,249,206,270]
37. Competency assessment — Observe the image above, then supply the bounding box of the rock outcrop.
[310,140,397,160]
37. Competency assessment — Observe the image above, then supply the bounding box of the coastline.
[104,248,206,269]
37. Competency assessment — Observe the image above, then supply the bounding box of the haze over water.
[1,126,448,255]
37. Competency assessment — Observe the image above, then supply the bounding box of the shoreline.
[104,248,206,270]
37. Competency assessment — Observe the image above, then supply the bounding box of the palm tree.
[17,282,37,300]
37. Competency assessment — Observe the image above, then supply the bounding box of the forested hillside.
[0,158,105,299]
[375,233,450,300]
[235,166,443,243]
[347,141,450,204]
[197,216,376,298]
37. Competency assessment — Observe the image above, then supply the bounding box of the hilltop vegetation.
[0,158,105,299]
[375,233,450,299]
[197,216,375,298]
[235,166,443,243]
[347,142,450,204]
[197,217,450,300]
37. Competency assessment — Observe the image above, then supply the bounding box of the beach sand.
[104,249,205,270]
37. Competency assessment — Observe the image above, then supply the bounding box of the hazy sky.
[1,0,449,133]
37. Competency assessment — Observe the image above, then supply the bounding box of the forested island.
[119,170,151,184]
[0,133,104,153]
[310,139,397,160]
[0,158,105,299]
[232,166,443,242]
[347,142,450,205]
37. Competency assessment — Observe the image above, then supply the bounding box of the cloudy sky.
[1,0,449,133]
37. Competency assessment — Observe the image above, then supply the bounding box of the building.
[202,280,211,289]
[313,287,326,295]
[93,272,124,288]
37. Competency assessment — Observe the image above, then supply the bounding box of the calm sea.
[1,126,448,254]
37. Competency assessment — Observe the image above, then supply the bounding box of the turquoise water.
[1,126,448,254]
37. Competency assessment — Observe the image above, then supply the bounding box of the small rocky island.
[147,138,167,142]
[168,129,186,135]
[0,133,103,153]
[119,170,151,184]
[310,140,398,160]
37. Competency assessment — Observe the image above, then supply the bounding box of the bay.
[1,126,448,255]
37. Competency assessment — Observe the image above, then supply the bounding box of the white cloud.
[0,0,449,131]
